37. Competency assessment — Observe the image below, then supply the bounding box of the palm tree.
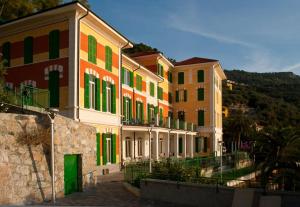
[254,127,300,190]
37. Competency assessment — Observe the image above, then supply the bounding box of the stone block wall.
[0,113,98,205]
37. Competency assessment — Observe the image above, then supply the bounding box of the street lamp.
[46,108,59,205]
[218,140,224,184]
[149,118,155,173]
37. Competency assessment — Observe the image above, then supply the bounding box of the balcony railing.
[123,116,197,132]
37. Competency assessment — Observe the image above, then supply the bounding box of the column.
[183,133,187,158]
[154,131,159,160]
[167,131,170,158]
[175,133,179,158]
[190,135,194,158]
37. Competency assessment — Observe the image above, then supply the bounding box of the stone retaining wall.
[0,113,98,205]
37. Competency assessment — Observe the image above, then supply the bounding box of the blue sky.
[86,0,300,75]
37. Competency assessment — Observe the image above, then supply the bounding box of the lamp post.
[218,140,224,184]
[46,108,59,205]
[149,118,155,173]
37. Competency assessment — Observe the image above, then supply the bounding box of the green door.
[49,70,60,107]
[64,155,79,195]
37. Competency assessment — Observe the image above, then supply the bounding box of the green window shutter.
[102,133,107,165]
[129,71,134,87]
[168,72,173,83]
[96,133,100,165]
[123,97,126,121]
[178,72,184,84]
[111,84,116,114]
[179,138,183,153]
[49,30,60,59]
[129,98,132,120]
[2,42,10,67]
[95,78,100,110]
[141,103,144,122]
[49,71,60,107]
[24,36,33,64]
[161,88,163,100]
[184,90,187,102]
[195,137,199,153]
[147,103,150,123]
[105,46,112,71]
[170,72,172,83]
[198,70,204,82]
[150,82,154,97]
[121,67,125,84]
[136,101,138,121]
[154,106,158,115]
[102,80,107,112]
[198,88,204,101]
[159,108,163,121]
[198,110,204,126]
[175,90,179,102]
[112,134,116,163]
[88,35,97,64]
[161,65,164,77]
[136,75,142,91]
[84,73,90,108]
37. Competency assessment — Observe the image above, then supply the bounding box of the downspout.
[77,10,89,121]
[120,41,130,167]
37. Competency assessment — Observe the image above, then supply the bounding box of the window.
[198,70,204,82]
[96,133,100,165]
[106,135,112,163]
[105,46,112,71]
[136,101,143,123]
[24,36,33,64]
[106,82,111,112]
[157,86,163,100]
[2,42,10,67]
[195,137,201,153]
[136,74,142,91]
[198,110,204,126]
[157,64,164,77]
[204,137,208,153]
[197,88,204,101]
[179,137,183,154]
[138,138,143,156]
[148,104,155,123]
[159,138,163,154]
[125,137,131,158]
[150,82,155,97]
[122,67,133,87]
[168,92,172,104]
[88,35,97,64]
[123,97,132,122]
[49,30,60,59]
[89,75,95,109]
[178,89,187,102]
[178,72,184,84]
[178,111,185,121]
[168,71,172,83]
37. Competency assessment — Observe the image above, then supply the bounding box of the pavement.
[40,172,183,207]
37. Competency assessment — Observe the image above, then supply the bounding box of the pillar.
[154,131,159,160]
[190,135,194,158]
[183,133,187,158]
[167,131,170,157]
[175,133,179,158]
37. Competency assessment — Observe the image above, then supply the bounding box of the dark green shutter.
[136,101,139,121]
[198,70,204,82]
[184,90,187,102]
[121,67,125,84]
[88,35,97,64]
[150,82,154,96]
[112,134,116,163]
[24,36,33,64]
[105,46,112,71]
[49,30,60,59]
[178,72,184,84]
[198,110,204,126]
[2,42,10,67]
[179,138,183,153]
[123,97,127,121]
[96,133,100,165]
[102,80,107,111]
[84,73,90,108]
[129,71,134,87]
[102,133,107,165]
[95,78,100,110]
[175,90,179,102]
[154,106,158,115]
[204,137,208,153]
[147,104,150,123]
[111,84,116,114]
[129,99,132,120]
[49,71,59,107]
[159,108,163,121]
[161,65,164,77]
[198,88,204,101]
[141,103,144,122]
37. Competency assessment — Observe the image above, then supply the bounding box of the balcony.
[123,116,197,132]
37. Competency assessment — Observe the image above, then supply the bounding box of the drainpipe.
[120,41,130,167]
[77,10,89,121]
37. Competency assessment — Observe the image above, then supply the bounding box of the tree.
[254,127,300,190]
